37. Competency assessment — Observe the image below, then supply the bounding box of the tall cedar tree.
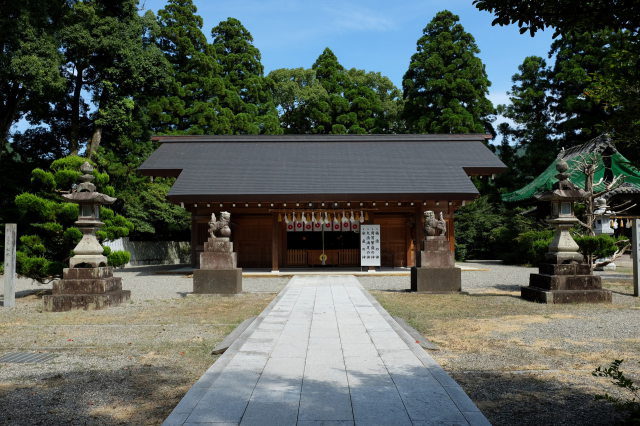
[269,48,402,134]
[549,29,640,163]
[311,48,349,133]
[150,0,225,134]
[549,30,614,145]
[402,10,494,134]
[211,18,281,134]
[497,56,557,189]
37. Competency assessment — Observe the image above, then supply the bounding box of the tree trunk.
[69,66,84,155]
[87,126,102,157]
[87,87,108,157]
[584,163,596,236]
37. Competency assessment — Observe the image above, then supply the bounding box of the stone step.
[521,286,612,304]
[538,263,591,276]
[52,277,123,295]
[62,266,115,280]
[529,273,603,290]
[43,290,131,312]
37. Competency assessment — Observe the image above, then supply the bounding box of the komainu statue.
[208,211,232,239]
[424,210,447,237]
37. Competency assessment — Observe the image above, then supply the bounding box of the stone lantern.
[43,162,131,311]
[67,162,116,268]
[521,159,612,304]
[535,159,586,264]
[593,197,614,235]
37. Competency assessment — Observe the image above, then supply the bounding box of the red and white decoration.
[341,212,350,232]
[285,210,365,233]
[303,212,313,231]
[324,212,332,231]
[285,213,295,232]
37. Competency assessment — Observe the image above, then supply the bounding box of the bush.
[107,250,130,268]
[574,234,619,265]
[503,229,554,266]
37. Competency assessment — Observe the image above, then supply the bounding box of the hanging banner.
[313,213,322,232]
[303,212,313,231]
[285,214,294,232]
[333,215,341,231]
[295,213,304,232]
[324,213,332,232]
[350,212,359,233]
[360,224,381,266]
[341,212,350,232]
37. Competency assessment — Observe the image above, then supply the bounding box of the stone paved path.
[164,276,490,425]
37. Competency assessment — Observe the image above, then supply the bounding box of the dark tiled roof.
[139,134,506,201]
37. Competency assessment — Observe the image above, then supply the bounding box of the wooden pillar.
[448,203,455,253]
[414,206,424,266]
[272,214,280,272]
[3,223,16,308]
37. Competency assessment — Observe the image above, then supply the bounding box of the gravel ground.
[1,262,638,425]
[4,259,633,298]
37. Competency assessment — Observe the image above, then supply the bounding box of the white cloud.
[324,3,396,32]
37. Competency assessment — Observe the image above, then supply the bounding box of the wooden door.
[374,215,408,267]
[233,215,272,268]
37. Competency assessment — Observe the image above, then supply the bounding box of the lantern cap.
[535,160,587,202]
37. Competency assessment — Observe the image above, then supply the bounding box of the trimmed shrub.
[107,250,130,268]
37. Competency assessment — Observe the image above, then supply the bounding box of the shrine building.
[138,134,506,270]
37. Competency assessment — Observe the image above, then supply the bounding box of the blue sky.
[142,0,554,109]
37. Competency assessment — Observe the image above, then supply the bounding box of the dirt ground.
[0,292,274,425]
[373,280,640,426]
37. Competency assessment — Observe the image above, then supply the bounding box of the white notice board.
[360,224,381,266]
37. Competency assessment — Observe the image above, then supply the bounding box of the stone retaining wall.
[104,237,191,265]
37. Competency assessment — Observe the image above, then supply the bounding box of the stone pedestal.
[193,237,242,294]
[521,263,612,304]
[411,236,461,293]
[43,267,131,311]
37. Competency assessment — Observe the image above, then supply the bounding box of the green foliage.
[402,10,494,134]
[511,230,554,266]
[15,193,56,222]
[51,155,91,172]
[211,17,281,135]
[574,234,620,265]
[473,0,640,36]
[496,56,557,191]
[0,0,65,155]
[455,196,547,263]
[117,177,190,240]
[269,49,403,134]
[593,360,640,424]
[107,250,130,267]
[99,207,134,241]
[102,245,111,256]
[30,168,56,191]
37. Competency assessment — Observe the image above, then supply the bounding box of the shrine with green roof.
[502,135,640,207]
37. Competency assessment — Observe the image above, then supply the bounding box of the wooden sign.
[360,224,381,266]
